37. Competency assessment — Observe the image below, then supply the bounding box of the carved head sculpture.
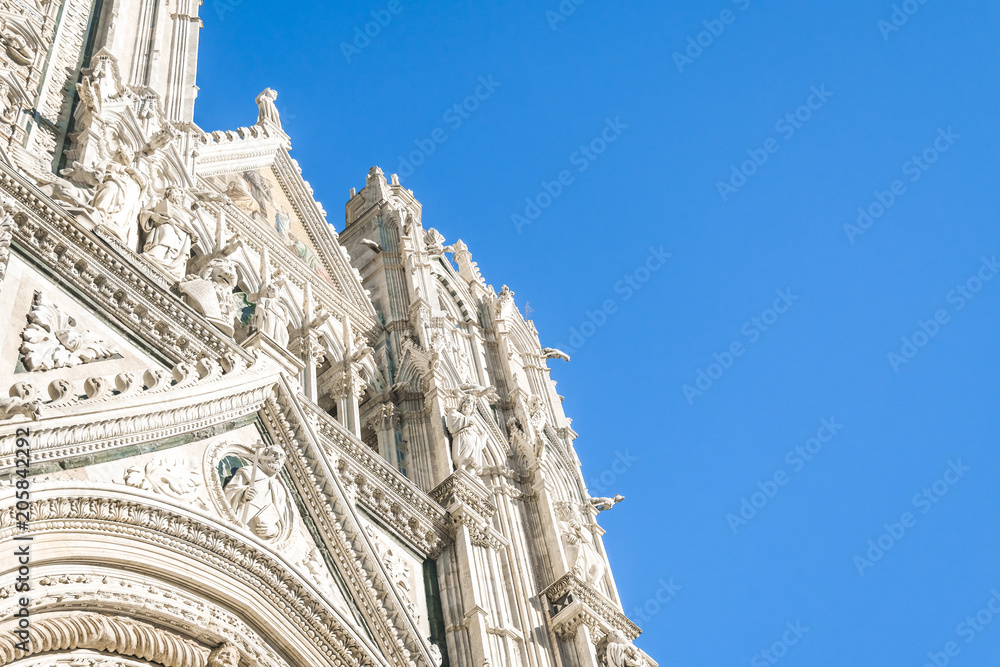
[165,186,185,205]
[259,445,286,477]
[208,643,240,667]
[459,395,475,416]
[260,282,280,299]
[114,143,135,167]
[203,258,238,289]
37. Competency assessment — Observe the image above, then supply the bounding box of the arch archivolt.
[0,486,387,667]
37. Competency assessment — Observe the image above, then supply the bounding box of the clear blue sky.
[195,2,1000,664]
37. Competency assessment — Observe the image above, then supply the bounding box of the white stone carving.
[255,87,282,130]
[223,443,292,539]
[140,186,199,281]
[0,381,41,421]
[179,258,240,336]
[555,502,607,589]
[19,291,117,371]
[251,281,290,347]
[89,144,148,250]
[446,394,485,474]
[124,457,208,510]
[0,198,12,283]
[590,495,625,513]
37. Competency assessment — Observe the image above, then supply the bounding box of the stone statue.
[90,144,147,250]
[446,394,485,473]
[140,186,199,281]
[178,258,240,336]
[0,79,18,124]
[1,23,33,66]
[223,444,291,539]
[590,494,625,513]
[605,631,648,667]
[208,643,241,667]
[555,502,606,588]
[251,281,290,347]
[255,88,282,129]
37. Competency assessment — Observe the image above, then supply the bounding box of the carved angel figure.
[446,395,485,473]
[20,292,116,371]
[178,258,239,336]
[251,281,290,347]
[0,383,41,421]
[140,186,198,281]
[223,445,291,540]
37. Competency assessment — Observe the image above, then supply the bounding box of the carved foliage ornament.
[20,292,117,371]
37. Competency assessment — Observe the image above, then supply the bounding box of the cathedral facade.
[0,2,655,666]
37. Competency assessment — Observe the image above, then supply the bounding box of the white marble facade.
[0,2,655,666]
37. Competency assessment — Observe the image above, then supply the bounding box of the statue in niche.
[251,280,290,347]
[0,79,18,124]
[255,88,282,129]
[140,186,199,281]
[208,644,241,667]
[88,144,151,250]
[446,394,485,474]
[0,22,33,66]
[178,257,240,336]
[555,502,606,589]
[223,444,291,540]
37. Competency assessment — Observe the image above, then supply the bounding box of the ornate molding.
[0,166,253,367]
[0,491,381,667]
[304,401,448,558]
[0,613,208,667]
[541,574,641,644]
